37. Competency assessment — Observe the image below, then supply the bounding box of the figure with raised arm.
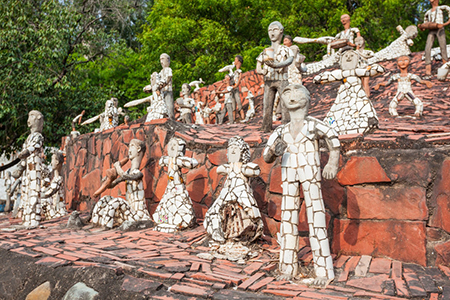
[91,139,151,229]
[374,55,433,118]
[256,21,294,132]
[263,84,340,286]
[153,137,198,232]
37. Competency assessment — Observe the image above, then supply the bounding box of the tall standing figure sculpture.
[264,84,340,286]
[91,139,151,229]
[256,21,294,132]
[41,151,67,220]
[153,137,198,232]
[159,53,174,119]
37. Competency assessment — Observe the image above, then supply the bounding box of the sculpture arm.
[293,36,335,45]
[413,74,433,88]
[256,56,267,75]
[119,170,143,182]
[217,165,228,174]
[42,180,61,198]
[241,163,261,177]
[355,64,385,78]
[81,114,101,125]
[9,178,21,196]
[263,127,284,163]
[179,157,199,169]
[267,56,293,69]
[159,156,169,167]
[314,119,340,179]
[313,70,343,84]
[124,96,152,108]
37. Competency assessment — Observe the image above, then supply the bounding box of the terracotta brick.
[192,203,208,220]
[394,279,409,297]
[347,186,427,220]
[322,178,345,215]
[155,126,167,145]
[76,148,88,166]
[252,154,274,183]
[207,149,227,166]
[121,275,162,293]
[243,262,264,275]
[186,165,208,203]
[337,156,391,185]
[170,284,212,298]
[369,258,391,274]
[430,159,450,233]
[338,256,360,282]
[154,174,168,201]
[332,219,426,266]
[135,128,145,142]
[248,277,275,291]
[346,274,388,292]
[269,165,282,194]
[262,215,279,237]
[80,169,101,198]
[435,240,450,266]
[102,138,112,156]
[267,194,281,221]
[262,289,300,297]
[387,160,430,185]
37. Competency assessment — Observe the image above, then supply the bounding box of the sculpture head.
[51,151,64,171]
[397,55,411,70]
[224,74,231,85]
[227,136,251,164]
[355,36,365,50]
[181,83,191,97]
[283,35,293,47]
[281,84,310,112]
[129,139,146,161]
[268,21,284,43]
[340,14,351,27]
[28,110,44,133]
[160,53,170,68]
[430,0,439,6]
[340,50,359,70]
[167,137,186,158]
[234,55,243,69]
[405,25,418,40]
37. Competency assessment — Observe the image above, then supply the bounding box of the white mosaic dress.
[314,64,384,135]
[146,93,168,122]
[20,132,44,228]
[92,169,150,229]
[204,162,263,243]
[41,175,67,220]
[153,156,198,232]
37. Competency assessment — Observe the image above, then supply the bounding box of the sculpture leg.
[261,82,276,132]
[277,80,290,124]
[437,28,448,63]
[407,93,423,116]
[389,93,400,116]
[302,179,334,282]
[425,31,436,75]
[279,174,301,279]
[226,103,234,124]
[164,91,174,119]
[204,198,225,242]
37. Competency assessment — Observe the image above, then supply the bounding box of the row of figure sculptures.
[3,4,450,287]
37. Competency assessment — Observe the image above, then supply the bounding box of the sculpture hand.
[438,23,444,29]
[18,149,30,160]
[264,60,276,68]
[425,81,433,88]
[373,84,380,91]
[114,161,125,177]
[322,163,338,179]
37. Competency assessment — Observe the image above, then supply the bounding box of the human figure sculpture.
[419,0,450,77]
[64,111,85,154]
[177,83,195,124]
[241,91,256,123]
[153,137,198,232]
[82,98,125,132]
[125,72,168,122]
[16,110,45,228]
[41,151,67,220]
[355,36,375,97]
[230,55,245,121]
[256,21,294,132]
[374,55,433,118]
[263,84,340,286]
[204,136,263,246]
[4,171,12,212]
[159,53,174,119]
[91,139,151,229]
[437,61,450,80]
[314,50,384,135]
[284,35,306,85]
[216,75,235,124]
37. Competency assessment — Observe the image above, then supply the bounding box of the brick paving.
[0,213,449,299]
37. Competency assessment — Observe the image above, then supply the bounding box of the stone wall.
[63,119,450,268]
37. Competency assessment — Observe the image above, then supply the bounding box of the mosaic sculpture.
[41,151,67,220]
[64,111,85,153]
[177,83,195,124]
[437,61,450,80]
[216,75,235,124]
[256,21,294,132]
[314,50,384,135]
[204,136,263,260]
[17,110,45,228]
[91,139,151,229]
[374,55,433,118]
[231,55,245,121]
[159,53,174,119]
[284,35,306,85]
[241,91,256,123]
[82,98,125,132]
[263,84,340,286]
[153,137,197,233]
[419,0,450,77]
[355,36,375,97]
[125,72,168,122]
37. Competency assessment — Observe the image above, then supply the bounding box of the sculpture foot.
[211,231,226,243]
[311,276,332,288]
[277,273,293,281]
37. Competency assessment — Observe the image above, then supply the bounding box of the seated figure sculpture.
[91,139,151,229]
[204,136,263,259]
[374,55,433,117]
[153,137,198,232]
[125,72,168,122]
[41,151,67,220]
[314,50,384,135]
[177,83,195,124]
[82,98,125,132]
[263,84,340,286]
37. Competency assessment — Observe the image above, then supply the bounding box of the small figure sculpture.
[374,55,433,117]
[17,110,45,228]
[216,75,235,124]
[82,98,125,132]
[230,55,245,121]
[256,21,294,132]
[125,72,168,122]
[437,61,450,80]
[159,53,174,119]
[314,50,384,135]
[91,139,151,229]
[263,84,340,286]
[41,151,67,220]
[204,136,263,254]
[194,101,206,125]
[64,111,85,154]
[331,14,360,53]
[177,83,195,124]
[153,137,198,232]
[284,35,306,85]
[355,36,375,97]
[241,91,256,123]
[419,0,450,77]
[219,62,235,76]
[189,78,205,91]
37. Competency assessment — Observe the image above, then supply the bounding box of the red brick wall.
[64,120,450,267]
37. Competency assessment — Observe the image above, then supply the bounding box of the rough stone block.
[435,240,450,266]
[347,186,427,220]
[337,156,391,185]
[80,169,101,199]
[430,159,450,234]
[332,219,426,266]
[386,160,430,185]
[207,149,227,166]
[268,165,282,194]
